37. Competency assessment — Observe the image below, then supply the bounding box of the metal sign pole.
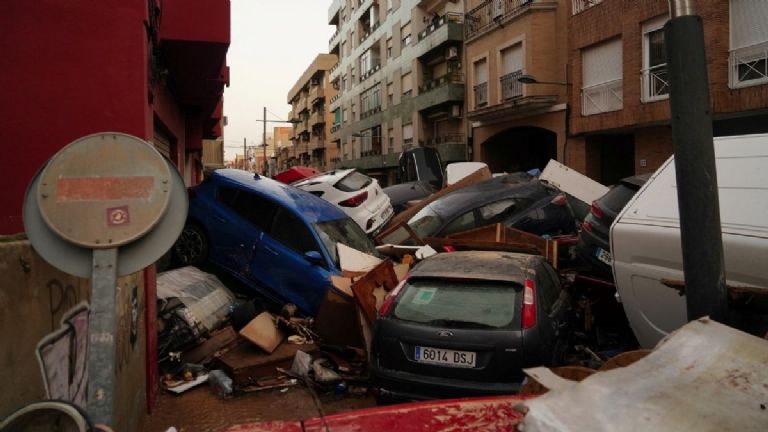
[87,248,118,426]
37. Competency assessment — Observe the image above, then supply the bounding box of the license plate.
[596,247,612,265]
[414,346,476,368]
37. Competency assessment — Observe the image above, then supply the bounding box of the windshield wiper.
[427,319,494,329]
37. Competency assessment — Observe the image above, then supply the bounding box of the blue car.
[173,169,378,315]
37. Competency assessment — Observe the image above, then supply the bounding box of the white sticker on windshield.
[412,287,437,305]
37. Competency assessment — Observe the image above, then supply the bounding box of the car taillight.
[582,221,593,233]
[339,191,368,207]
[590,201,605,219]
[551,193,567,206]
[379,277,408,317]
[522,279,537,330]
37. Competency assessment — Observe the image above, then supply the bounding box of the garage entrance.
[480,126,557,173]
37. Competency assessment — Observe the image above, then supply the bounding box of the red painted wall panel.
[0,0,149,234]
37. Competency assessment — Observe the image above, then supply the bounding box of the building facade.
[566,0,768,184]
[286,54,339,172]
[464,0,569,174]
[327,0,468,186]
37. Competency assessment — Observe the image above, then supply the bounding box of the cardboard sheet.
[238,312,284,354]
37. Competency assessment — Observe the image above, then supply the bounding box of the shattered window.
[394,279,518,329]
[408,205,444,239]
[442,210,476,236]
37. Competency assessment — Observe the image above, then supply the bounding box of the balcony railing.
[640,64,669,102]
[360,105,381,119]
[361,148,382,157]
[500,70,523,100]
[418,12,463,41]
[581,79,623,116]
[572,0,603,15]
[360,21,381,44]
[360,63,381,82]
[473,82,488,108]
[329,28,341,50]
[331,123,342,133]
[309,85,325,103]
[465,0,533,40]
[729,41,768,89]
[419,72,464,93]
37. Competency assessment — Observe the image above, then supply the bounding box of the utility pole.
[243,137,247,171]
[263,107,268,176]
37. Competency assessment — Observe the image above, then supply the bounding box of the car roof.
[294,168,356,186]
[209,169,348,222]
[426,174,542,217]
[409,251,542,284]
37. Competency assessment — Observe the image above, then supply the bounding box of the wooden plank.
[351,260,398,325]
[239,312,284,354]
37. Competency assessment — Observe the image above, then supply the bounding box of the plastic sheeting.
[157,266,235,332]
[521,318,768,432]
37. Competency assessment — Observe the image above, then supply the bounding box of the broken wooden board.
[239,312,284,354]
[376,221,425,246]
[338,242,383,276]
[314,288,366,349]
[215,340,318,388]
[182,326,238,365]
[351,260,398,325]
[375,167,492,244]
[426,224,559,267]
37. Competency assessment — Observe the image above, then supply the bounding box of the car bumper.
[370,361,522,403]
[576,231,612,276]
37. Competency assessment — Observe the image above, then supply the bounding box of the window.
[401,72,413,97]
[314,218,377,266]
[387,37,393,58]
[729,0,768,88]
[443,211,476,236]
[360,49,373,74]
[270,208,318,255]
[473,58,488,108]
[642,15,669,102]
[500,44,523,100]
[388,127,394,149]
[218,187,277,232]
[401,22,412,46]
[387,81,394,105]
[402,123,413,147]
[343,108,348,123]
[387,0,393,12]
[581,38,623,115]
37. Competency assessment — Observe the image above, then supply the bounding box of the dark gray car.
[370,251,570,402]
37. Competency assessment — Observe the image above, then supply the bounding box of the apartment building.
[328,0,468,186]
[465,0,570,174]
[567,0,768,184]
[286,54,339,171]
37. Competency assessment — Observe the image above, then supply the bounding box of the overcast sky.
[223,0,333,160]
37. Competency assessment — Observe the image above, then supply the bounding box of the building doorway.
[480,126,557,173]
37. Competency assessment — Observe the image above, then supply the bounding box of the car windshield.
[335,171,372,192]
[393,279,519,329]
[314,218,378,267]
[407,205,445,239]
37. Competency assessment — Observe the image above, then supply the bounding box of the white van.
[611,134,768,348]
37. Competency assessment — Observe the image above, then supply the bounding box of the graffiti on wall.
[36,301,90,406]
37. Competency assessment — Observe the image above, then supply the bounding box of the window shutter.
[402,123,413,140]
[502,44,523,74]
[582,38,622,87]
[474,58,488,84]
[731,0,768,49]
[402,72,412,94]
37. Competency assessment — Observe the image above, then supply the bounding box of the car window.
[314,218,378,267]
[599,184,637,213]
[393,279,519,329]
[335,171,372,192]
[442,210,476,236]
[218,186,277,232]
[271,208,320,256]
[477,198,522,224]
[407,205,444,239]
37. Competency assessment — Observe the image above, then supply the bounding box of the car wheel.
[173,223,208,266]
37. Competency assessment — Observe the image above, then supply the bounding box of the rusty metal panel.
[37,133,172,248]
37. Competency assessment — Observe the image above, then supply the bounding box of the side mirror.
[304,251,324,265]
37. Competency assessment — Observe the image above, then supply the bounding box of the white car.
[294,169,394,234]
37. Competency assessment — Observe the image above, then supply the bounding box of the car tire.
[173,223,208,266]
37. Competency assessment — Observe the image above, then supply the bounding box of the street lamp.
[517,74,569,86]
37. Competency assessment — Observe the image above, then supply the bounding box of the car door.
[251,206,332,315]
[209,186,274,273]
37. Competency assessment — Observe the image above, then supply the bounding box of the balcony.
[310,110,325,126]
[309,85,326,103]
[295,119,309,135]
[414,74,465,112]
[328,0,342,24]
[641,64,669,103]
[329,28,341,52]
[425,134,467,163]
[360,63,381,82]
[331,123,342,133]
[419,72,464,93]
[465,0,535,41]
[360,21,381,45]
[309,134,326,151]
[341,150,400,171]
[581,79,623,116]
[297,96,309,114]
[415,18,464,60]
[500,70,523,100]
[473,82,488,108]
[572,0,603,15]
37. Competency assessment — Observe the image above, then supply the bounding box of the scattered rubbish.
[182,326,238,365]
[414,245,437,260]
[208,370,233,397]
[291,350,313,378]
[287,335,307,345]
[338,243,383,274]
[334,381,348,395]
[539,159,608,221]
[229,299,261,331]
[216,340,317,388]
[351,260,398,325]
[157,266,236,331]
[280,388,289,393]
[239,312,284,354]
[166,373,209,395]
[312,358,342,383]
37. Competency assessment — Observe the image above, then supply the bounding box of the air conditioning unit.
[446,46,458,60]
